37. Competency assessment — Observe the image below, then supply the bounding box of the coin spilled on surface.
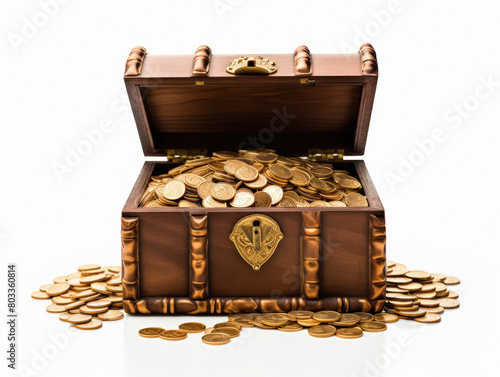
[137,261,460,344]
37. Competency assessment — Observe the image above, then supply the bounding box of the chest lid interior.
[124,44,378,158]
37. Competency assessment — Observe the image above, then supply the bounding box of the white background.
[1,0,499,376]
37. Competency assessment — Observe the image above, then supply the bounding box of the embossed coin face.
[262,185,283,205]
[312,311,341,323]
[75,318,102,330]
[373,313,399,323]
[214,322,242,331]
[337,178,362,190]
[261,313,288,327]
[334,314,360,327]
[138,327,166,338]
[197,181,215,199]
[253,191,273,207]
[269,164,293,180]
[345,193,368,207]
[288,310,314,320]
[210,183,236,201]
[413,313,441,324]
[230,190,255,208]
[211,327,240,338]
[234,164,259,182]
[159,330,187,341]
[353,312,374,322]
[201,333,230,345]
[224,160,247,175]
[256,153,278,164]
[163,179,186,201]
[359,321,387,332]
[336,327,363,339]
[178,322,206,333]
[308,325,336,337]
[202,195,227,208]
[252,315,275,329]
[183,174,206,189]
[245,174,268,189]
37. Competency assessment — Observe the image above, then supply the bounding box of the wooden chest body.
[121,44,386,315]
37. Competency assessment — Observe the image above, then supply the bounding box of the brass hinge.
[167,149,208,162]
[308,149,344,161]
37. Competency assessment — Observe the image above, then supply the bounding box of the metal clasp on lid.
[226,57,277,75]
[308,149,344,161]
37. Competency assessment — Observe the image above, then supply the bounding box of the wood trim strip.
[123,296,385,314]
[121,217,140,301]
[192,45,212,76]
[294,45,312,76]
[359,43,378,75]
[189,213,209,299]
[124,46,147,77]
[302,211,321,299]
[369,214,386,312]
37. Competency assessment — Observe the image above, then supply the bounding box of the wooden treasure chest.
[121,44,386,315]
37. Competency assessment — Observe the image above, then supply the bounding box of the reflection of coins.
[201,333,230,345]
[308,325,336,338]
[336,327,363,339]
[262,185,283,205]
[253,191,273,207]
[163,179,186,200]
[159,330,187,341]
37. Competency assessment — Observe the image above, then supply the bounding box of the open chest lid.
[124,44,378,159]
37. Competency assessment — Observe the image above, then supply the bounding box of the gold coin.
[46,283,70,297]
[310,200,331,207]
[163,179,186,201]
[53,276,67,284]
[419,299,440,308]
[65,301,85,311]
[107,266,121,273]
[289,169,310,186]
[435,298,460,309]
[359,321,387,332]
[253,191,273,207]
[160,329,188,340]
[80,268,105,276]
[234,164,259,182]
[414,291,437,299]
[201,333,230,345]
[80,273,107,284]
[392,309,426,317]
[398,282,423,292]
[228,313,258,322]
[387,276,413,285]
[75,318,102,330]
[261,313,288,327]
[178,322,206,333]
[31,291,50,300]
[179,199,200,208]
[138,327,165,338]
[373,313,399,323]
[224,160,248,175]
[80,293,102,302]
[74,289,97,299]
[336,327,363,339]
[447,291,459,299]
[202,194,227,208]
[197,181,215,199]
[98,310,124,321]
[278,324,303,332]
[269,164,293,180]
[230,190,255,207]
[87,299,112,308]
[214,322,242,331]
[256,153,278,164]
[211,327,240,338]
[297,318,321,327]
[424,306,444,314]
[204,327,214,334]
[405,270,432,280]
[46,304,68,313]
[52,297,76,305]
[252,315,274,329]
[39,284,53,292]
[59,312,72,322]
[334,314,360,327]
[78,264,101,272]
[329,201,346,207]
[288,310,314,320]
[106,277,121,286]
[262,185,283,205]
[312,311,341,323]
[345,193,368,207]
[245,174,268,189]
[67,314,92,324]
[337,178,362,190]
[308,325,336,338]
[183,174,206,189]
[353,312,374,322]
[210,183,236,201]
[443,276,460,285]
[413,313,441,324]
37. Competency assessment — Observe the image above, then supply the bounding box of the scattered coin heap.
[139,150,368,208]
[31,264,124,330]
[139,261,460,344]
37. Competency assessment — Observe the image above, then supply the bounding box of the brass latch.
[166,149,208,162]
[226,57,277,75]
[230,214,283,270]
[308,149,344,161]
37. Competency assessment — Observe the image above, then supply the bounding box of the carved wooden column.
[369,214,386,312]
[301,211,321,299]
[121,217,139,314]
[189,214,209,299]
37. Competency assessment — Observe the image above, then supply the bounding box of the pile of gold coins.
[139,150,368,208]
[31,264,124,330]
[139,262,460,344]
